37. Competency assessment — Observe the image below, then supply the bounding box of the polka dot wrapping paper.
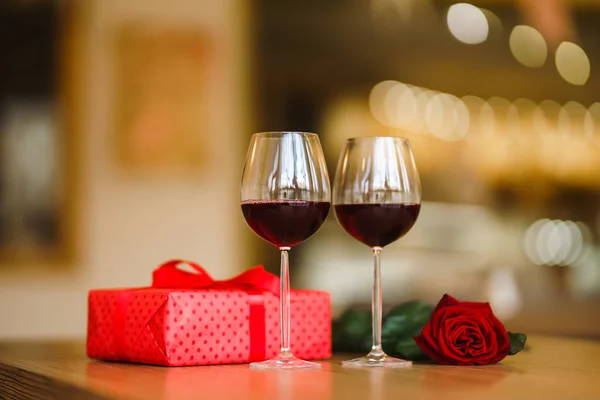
[86,261,332,367]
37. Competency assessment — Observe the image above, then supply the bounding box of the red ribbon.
[151,259,279,296]
[113,291,132,360]
[112,259,275,363]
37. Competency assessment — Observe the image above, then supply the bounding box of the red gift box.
[87,260,331,366]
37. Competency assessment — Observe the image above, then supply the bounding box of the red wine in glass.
[240,132,331,370]
[334,203,420,247]
[333,136,421,368]
[241,200,330,248]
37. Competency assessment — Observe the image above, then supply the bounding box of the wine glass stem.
[279,247,291,356]
[371,246,383,354]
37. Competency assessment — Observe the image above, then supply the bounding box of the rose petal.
[414,334,451,364]
[488,326,510,362]
[419,318,437,345]
[445,315,486,348]
[441,304,473,318]
[468,347,485,357]
[479,312,506,357]
[466,330,487,356]
[428,308,453,339]
[437,327,476,364]
[443,314,480,331]
[450,325,469,347]
[450,312,497,359]
[417,318,444,357]
[448,313,488,335]
[433,294,460,313]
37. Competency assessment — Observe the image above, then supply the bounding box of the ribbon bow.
[152,259,280,296]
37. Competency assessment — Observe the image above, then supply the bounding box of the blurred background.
[1,0,600,340]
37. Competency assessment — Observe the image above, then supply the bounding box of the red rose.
[414,294,510,365]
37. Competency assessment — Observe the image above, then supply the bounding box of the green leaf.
[392,337,428,360]
[508,332,527,355]
[332,301,435,358]
[385,300,436,320]
[332,308,372,353]
[380,301,434,360]
[339,309,371,344]
[383,302,434,334]
[381,301,434,345]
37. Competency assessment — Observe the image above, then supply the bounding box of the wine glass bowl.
[333,136,421,368]
[240,132,330,369]
[241,200,330,248]
[334,203,420,248]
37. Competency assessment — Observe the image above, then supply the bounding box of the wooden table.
[1,335,599,399]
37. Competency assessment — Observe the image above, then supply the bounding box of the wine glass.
[333,136,421,368]
[240,132,331,369]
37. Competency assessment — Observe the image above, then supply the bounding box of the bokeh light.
[555,42,590,86]
[413,89,436,133]
[480,8,503,39]
[524,219,589,266]
[425,93,447,137]
[513,98,536,139]
[384,82,416,128]
[478,101,496,138]
[369,80,399,126]
[559,101,587,137]
[509,25,547,68]
[585,102,600,146]
[462,95,494,140]
[425,93,470,141]
[369,79,600,152]
[446,3,489,45]
[487,97,512,137]
[506,103,521,138]
[533,100,561,140]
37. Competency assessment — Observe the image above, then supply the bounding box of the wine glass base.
[342,353,412,368]
[250,353,321,370]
